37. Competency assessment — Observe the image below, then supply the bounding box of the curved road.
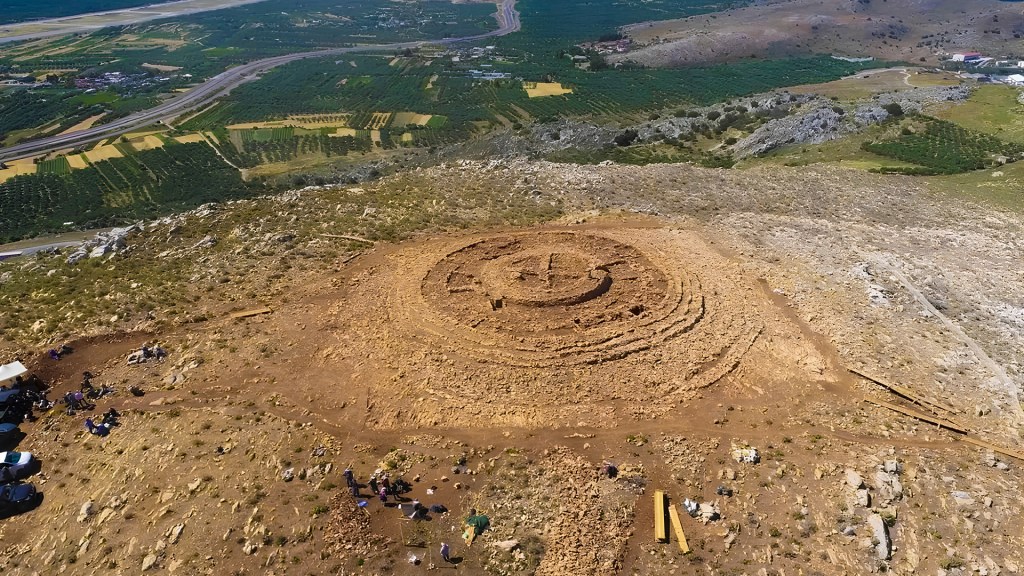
[0,0,520,163]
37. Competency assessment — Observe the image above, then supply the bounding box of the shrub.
[613,129,639,147]
[883,103,904,117]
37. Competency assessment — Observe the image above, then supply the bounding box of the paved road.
[0,0,520,163]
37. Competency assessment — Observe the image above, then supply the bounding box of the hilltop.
[1,158,1023,574]
[612,0,1024,67]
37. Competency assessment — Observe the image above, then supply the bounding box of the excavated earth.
[0,159,1023,575]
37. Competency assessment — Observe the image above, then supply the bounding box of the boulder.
[168,523,185,544]
[867,514,891,560]
[845,469,864,489]
[855,489,871,508]
[492,539,520,552]
[951,491,975,506]
[77,501,94,523]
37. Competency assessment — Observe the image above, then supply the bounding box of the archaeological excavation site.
[1,160,1023,575]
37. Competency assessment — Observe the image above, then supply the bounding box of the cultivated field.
[524,81,573,98]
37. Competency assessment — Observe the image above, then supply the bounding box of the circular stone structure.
[403,231,707,367]
[336,225,766,429]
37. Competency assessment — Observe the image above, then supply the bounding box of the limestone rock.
[867,514,891,560]
[168,523,185,544]
[78,501,94,523]
[855,489,871,508]
[492,539,520,552]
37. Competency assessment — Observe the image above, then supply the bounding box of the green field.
[928,85,1024,144]
[183,52,884,132]
[70,91,119,106]
[862,116,1024,175]
[37,156,71,176]
[0,142,265,242]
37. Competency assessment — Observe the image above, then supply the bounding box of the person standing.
[440,542,451,563]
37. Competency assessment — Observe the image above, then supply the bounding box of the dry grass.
[391,112,432,126]
[142,62,184,72]
[227,114,352,130]
[66,154,89,169]
[131,135,166,151]
[524,82,573,98]
[84,144,124,163]
[57,113,106,136]
[368,112,392,130]
[789,68,960,100]
[0,158,38,183]
[174,133,206,144]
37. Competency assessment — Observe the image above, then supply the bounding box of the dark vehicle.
[0,482,38,515]
[0,423,17,443]
[0,389,19,406]
[0,423,23,453]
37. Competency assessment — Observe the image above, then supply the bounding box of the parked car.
[0,482,37,514]
[0,451,34,481]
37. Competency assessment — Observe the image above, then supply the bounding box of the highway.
[0,0,520,163]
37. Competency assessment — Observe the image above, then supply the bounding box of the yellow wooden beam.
[862,398,967,434]
[230,307,273,319]
[654,490,668,543]
[960,436,1024,462]
[668,504,689,554]
[850,368,963,423]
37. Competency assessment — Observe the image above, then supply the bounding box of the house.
[952,52,983,62]
[1005,73,1024,86]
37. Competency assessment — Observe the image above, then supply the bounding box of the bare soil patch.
[613,0,1024,67]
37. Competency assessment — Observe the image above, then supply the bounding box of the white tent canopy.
[0,361,27,384]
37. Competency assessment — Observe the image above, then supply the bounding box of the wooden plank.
[654,490,668,543]
[668,504,689,554]
[321,233,374,244]
[230,307,273,319]
[850,368,962,420]
[960,436,1024,462]
[862,398,967,434]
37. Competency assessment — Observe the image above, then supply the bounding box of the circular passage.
[408,231,705,366]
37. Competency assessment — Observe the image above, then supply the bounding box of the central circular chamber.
[409,231,705,366]
[477,248,611,308]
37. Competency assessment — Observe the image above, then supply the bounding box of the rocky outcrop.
[732,84,972,158]
[66,224,142,264]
